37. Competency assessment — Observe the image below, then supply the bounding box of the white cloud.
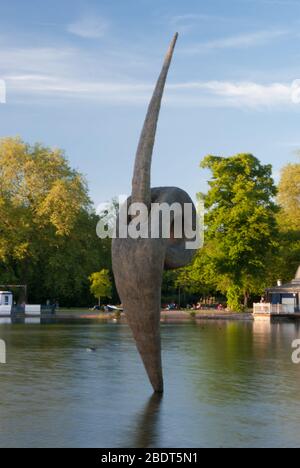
[67,15,109,39]
[4,73,300,109]
[0,47,76,76]
[171,13,219,22]
[1,42,300,109]
[181,29,289,54]
[167,12,231,34]
[0,44,148,82]
[5,74,152,103]
[170,13,224,28]
[178,81,291,107]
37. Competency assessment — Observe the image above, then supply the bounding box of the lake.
[0,319,300,448]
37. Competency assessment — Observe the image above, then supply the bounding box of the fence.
[253,303,297,315]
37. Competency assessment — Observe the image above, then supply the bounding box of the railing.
[0,305,12,316]
[253,303,271,315]
[253,303,297,315]
[270,304,296,314]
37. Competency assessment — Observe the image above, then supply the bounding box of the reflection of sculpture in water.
[112,34,197,392]
[128,393,163,448]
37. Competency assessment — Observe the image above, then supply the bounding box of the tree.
[199,153,278,311]
[277,162,300,230]
[274,160,300,283]
[175,243,219,297]
[89,270,112,306]
[0,136,111,305]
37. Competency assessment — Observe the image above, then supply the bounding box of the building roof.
[266,266,300,294]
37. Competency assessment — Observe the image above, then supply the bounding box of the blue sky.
[0,0,300,206]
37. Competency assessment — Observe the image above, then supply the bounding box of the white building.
[0,291,41,316]
[0,291,13,316]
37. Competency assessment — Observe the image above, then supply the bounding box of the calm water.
[0,319,300,448]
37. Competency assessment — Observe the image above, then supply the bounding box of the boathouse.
[266,266,300,313]
[0,291,13,316]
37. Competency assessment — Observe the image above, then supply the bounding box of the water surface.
[0,319,300,448]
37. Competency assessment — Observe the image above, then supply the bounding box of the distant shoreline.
[56,309,254,322]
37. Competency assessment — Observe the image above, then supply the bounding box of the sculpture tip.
[131,32,179,206]
[166,33,178,59]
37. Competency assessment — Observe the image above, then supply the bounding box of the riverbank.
[56,308,254,322]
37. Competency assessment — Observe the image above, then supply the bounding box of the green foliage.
[200,153,278,310]
[175,243,216,295]
[173,156,300,310]
[226,285,244,312]
[89,269,112,305]
[273,160,300,283]
[161,270,179,304]
[278,162,300,231]
[178,154,278,311]
[0,137,111,306]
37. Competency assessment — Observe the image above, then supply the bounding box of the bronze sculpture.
[112,34,197,393]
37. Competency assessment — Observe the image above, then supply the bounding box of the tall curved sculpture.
[112,34,197,393]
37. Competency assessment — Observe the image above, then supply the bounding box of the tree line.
[0,137,299,310]
[174,153,300,311]
[0,137,112,306]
